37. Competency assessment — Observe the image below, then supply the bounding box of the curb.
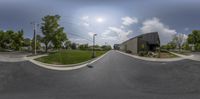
[169,52,194,58]
[116,50,185,62]
[27,51,110,71]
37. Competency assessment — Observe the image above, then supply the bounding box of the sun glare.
[96,17,104,23]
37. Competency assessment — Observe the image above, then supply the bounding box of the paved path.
[1,50,200,99]
[190,52,200,61]
[0,52,30,62]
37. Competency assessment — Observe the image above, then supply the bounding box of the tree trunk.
[45,43,48,53]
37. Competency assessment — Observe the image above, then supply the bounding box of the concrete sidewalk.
[170,52,200,61]
[117,51,186,62]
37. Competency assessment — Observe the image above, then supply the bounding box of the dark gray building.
[119,32,160,54]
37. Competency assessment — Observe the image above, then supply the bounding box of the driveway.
[1,50,200,99]
[0,52,30,62]
[191,52,200,61]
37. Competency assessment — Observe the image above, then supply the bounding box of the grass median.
[35,50,107,65]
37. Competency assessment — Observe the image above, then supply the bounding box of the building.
[119,32,160,54]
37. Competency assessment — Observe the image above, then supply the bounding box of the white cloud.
[140,17,177,45]
[83,23,90,27]
[70,38,88,44]
[82,16,89,21]
[101,30,118,40]
[88,32,96,37]
[81,16,90,27]
[122,16,138,26]
[184,27,189,31]
[101,27,133,43]
[120,25,125,29]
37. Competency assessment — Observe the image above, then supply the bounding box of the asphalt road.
[1,50,200,99]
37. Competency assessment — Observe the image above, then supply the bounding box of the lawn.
[172,50,192,55]
[35,50,106,65]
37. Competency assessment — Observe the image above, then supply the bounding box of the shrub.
[126,50,132,53]
[138,51,148,56]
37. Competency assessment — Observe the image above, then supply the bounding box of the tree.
[71,43,77,50]
[182,42,190,50]
[52,27,67,49]
[172,33,185,51]
[13,29,24,50]
[187,30,200,51]
[31,34,42,50]
[101,45,112,51]
[41,15,67,53]
[23,38,31,50]
[0,29,24,51]
[78,44,89,50]
[64,40,71,49]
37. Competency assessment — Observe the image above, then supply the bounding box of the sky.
[0,0,200,46]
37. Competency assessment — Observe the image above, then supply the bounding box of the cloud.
[81,16,90,27]
[122,16,138,26]
[83,23,90,27]
[70,38,88,44]
[88,32,96,37]
[82,16,89,21]
[101,26,133,43]
[101,30,118,40]
[140,17,177,45]
[184,27,189,31]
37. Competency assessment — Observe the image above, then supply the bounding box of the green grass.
[172,50,192,55]
[35,50,106,65]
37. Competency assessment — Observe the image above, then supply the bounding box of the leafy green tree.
[31,34,42,50]
[182,42,190,50]
[0,29,24,51]
[64,40,71,49]
[41,15,67,52]
[52,27,67,49]
[23,38,31,47]
[101,45,112,51]
[79,44,89,50]
[11,29,24,50]
[187,30,200,51]
[0,30,5,48]
[71,43,77,50]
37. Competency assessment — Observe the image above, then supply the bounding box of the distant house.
[119,32,160,54]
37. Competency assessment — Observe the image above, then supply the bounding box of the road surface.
[0,50,200,99]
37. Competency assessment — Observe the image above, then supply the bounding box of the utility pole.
[92,34,97,58]
[31,22,38,55]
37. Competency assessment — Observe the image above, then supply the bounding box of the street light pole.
[92,34,97,58]
[31,22,37,55]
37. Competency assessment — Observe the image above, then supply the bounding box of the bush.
[195,43,200,51]
[125,50,132,53]
[138,51,148,56]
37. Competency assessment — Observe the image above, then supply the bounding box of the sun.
[96,17,104,23]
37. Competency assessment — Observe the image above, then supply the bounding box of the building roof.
[121,32,160,45]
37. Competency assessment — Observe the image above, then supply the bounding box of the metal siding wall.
[126,38,138,54]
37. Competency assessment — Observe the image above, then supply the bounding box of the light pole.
[31,22,39,55]
[92,34,97,58]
